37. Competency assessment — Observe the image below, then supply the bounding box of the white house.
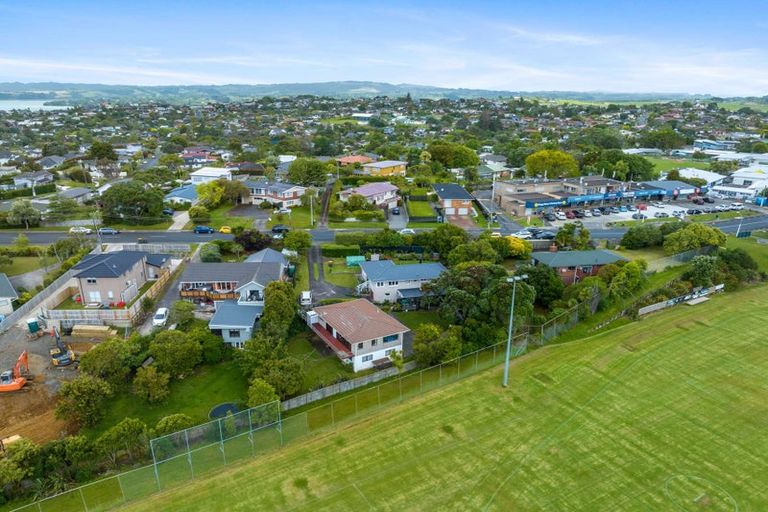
[307,298,410,372]
[242,178,307,207]
[189,166,234,184]
[338,182,399,209]
[357,260,446,304]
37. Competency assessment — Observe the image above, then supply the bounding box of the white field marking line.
[663,474,739,512]
[480,329,687,511]
[353,483,375,510]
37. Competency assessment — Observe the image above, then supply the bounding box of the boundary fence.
[644,246,714,273]
[0,268,77,332]
[10,334,529,512]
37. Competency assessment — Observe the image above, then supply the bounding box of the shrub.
[200,243,222,262]
[189,205,211,223]
[320,244,360,257]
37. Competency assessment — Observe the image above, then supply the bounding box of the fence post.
[398,376,402,401]
[247,408,256,455]
[475,350,479,370]
[331,401,335,426]
[218,419,227,465]
[419,370,423,393]
[377,385,381,407]
[116,473,126,504]
[185,430,194,479]
[439,364,442,384]
[276,402,284,447]
[149,440,162,491]
[79,488,89,512]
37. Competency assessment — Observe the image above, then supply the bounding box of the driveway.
[229,204,269,229]
[447,215,479,230]
[387,208,408,231]
[168,211,190,231]
[307,245,353,301]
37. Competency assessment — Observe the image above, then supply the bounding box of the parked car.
[654,212,669,218]
[137,237,148,244]
[627,205,637,212]
[398,228,416,236]
[583,209,592,217]
[391,207,401,215]
[554,212,567,221]
[692,197,705,205]
[277,207,291,214]
[703,197,715,203]
[565,210,575,219]
[300,291,312,307]
[193,225,215,234]
[573,210,585,218]
[511,230,532,239]
[731,202,744,210]
[219,226,232,234]
[672,210,685,217]
[619,205,628,212]
[97,227,120,235]
[632,213,647,220]
[536,230,557,240]
[591,208,602,216]
[152,307,169,327]
[69,226,92,235]
[162,208,174,216]
[544,213,557,222]
[271,224,290,234]
[526,228,544,236]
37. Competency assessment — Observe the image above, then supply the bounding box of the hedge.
[0,183,56,200]
[340,176,390,186]
[321,244,361,257]
[334,232,368,246]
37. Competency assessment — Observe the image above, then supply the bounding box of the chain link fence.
[11,335,532,512]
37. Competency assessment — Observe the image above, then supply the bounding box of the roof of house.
[58,187,91,199]
[244,248,288,266]
[146,254,171,267]
[164,184,198,201]
[209,301,262,328]
[433,183,474,200]
[337,155,373,165]
[531,250,626,268]
[15,171,53,181]
[0,273,18,299]
[242,178,305,194]
[363,160,407,168]
[343,182,399,198]
[675,168,724,185]
[39,155,65,167]
[179,262,282,287]
[73,251,147,278]
[190,166,233,177]
[312,298,409,343]
[359,260,446,282]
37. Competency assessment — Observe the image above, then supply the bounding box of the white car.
[653,201,666,208]
[398,228,416,236]
[152,307,169,327]
[583,210,592,217]
[511,230,532,239]
[731,202,744,210]
[554,212,567,221]
[69,226,92,235]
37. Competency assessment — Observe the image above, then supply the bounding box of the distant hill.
[0,81,762,105]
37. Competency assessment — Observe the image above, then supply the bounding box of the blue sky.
[1,0,767,95]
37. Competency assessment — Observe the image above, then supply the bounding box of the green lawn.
[207,203,254,231]
[392,309,450,331]
[406,200,436,217]
[406,221,441,229]
[294,253,310,292]
[726,236,768,272]
[87,360,248,438]
[611,209,756,227]
[322,258,359,288]
[0,255,55,276]
[645,156,710,173]
[286,331,355,392]
[613,246,667,262]
[267,206,315,229]
[107,220,173,231]
[512,215,544,227]
[121,285,768,512]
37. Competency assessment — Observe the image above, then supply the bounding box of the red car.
[565,210,576,219]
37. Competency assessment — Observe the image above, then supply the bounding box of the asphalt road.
[0,214,766,245]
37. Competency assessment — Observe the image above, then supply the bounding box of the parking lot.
[541,197,746,230]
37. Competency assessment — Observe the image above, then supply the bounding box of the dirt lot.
[447,215,479,229]
[0,327,91,444]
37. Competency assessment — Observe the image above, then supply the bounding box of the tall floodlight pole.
[502,274,528,387]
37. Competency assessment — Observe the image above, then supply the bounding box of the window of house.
[388,281,399,286]
[107,291,114,299]
[376,282,384,287]
[362,355,373,362]
[357,342,364,349]
[371,339,377,346]
[385,349,396,356]
[228,330,241,338]
[86,278,96,284]
[383,334,399,343]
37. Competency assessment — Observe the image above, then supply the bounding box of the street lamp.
[502,274,528,387]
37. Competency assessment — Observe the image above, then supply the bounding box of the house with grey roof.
[13,171,54,189]
[178,261,286,346]
[58,187,93,204]
[244,247,288,266]
[531,249,626,285]
[38,155,65,170]
[358,260,446,305]
[242,177,306,208]
[0,273,18,316]
[433,183,475,216]
[72,251,171,305]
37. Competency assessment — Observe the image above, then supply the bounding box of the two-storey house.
[307,298,410,372]
[433,183,475,216]
[189,167,233,184]
[242,178,307,208]
[338,182,399,210]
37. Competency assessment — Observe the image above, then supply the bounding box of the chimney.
[549,243,558,252]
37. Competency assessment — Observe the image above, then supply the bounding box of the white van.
[300,291,312,307]
[731,202,744,210]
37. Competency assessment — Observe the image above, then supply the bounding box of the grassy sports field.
[119,284,768,511]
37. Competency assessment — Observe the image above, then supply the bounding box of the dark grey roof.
[146,254,171,267]
[58,187,91,199]
[209,301,262,328]
[532,250,625,268]
[0,273,18,299]
[73,251,147,278]
[433,183,474,200]
[359,260,446,282]
[244,248,287,265]
[180,262,283,287]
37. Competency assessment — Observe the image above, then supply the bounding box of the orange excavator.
[0,352,29,392]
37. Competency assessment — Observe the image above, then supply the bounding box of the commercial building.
[710,166,768,199]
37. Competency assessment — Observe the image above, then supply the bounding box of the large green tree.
[663,223,726,255]
[412,324,463,367]
[287,158,329,187]
[55,375,113,427]
[87,141,118,161]
[7,199,41,229]
[260,281,297,338]
[525,149,579,178]
[149,330,202,379]
[101,181,164,225]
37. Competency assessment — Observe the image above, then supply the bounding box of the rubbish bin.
[26,318,39,334]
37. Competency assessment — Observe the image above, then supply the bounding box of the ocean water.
[0,100,70,111]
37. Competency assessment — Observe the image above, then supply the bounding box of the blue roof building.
[164,184,198,204]
[358,260,446,305]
